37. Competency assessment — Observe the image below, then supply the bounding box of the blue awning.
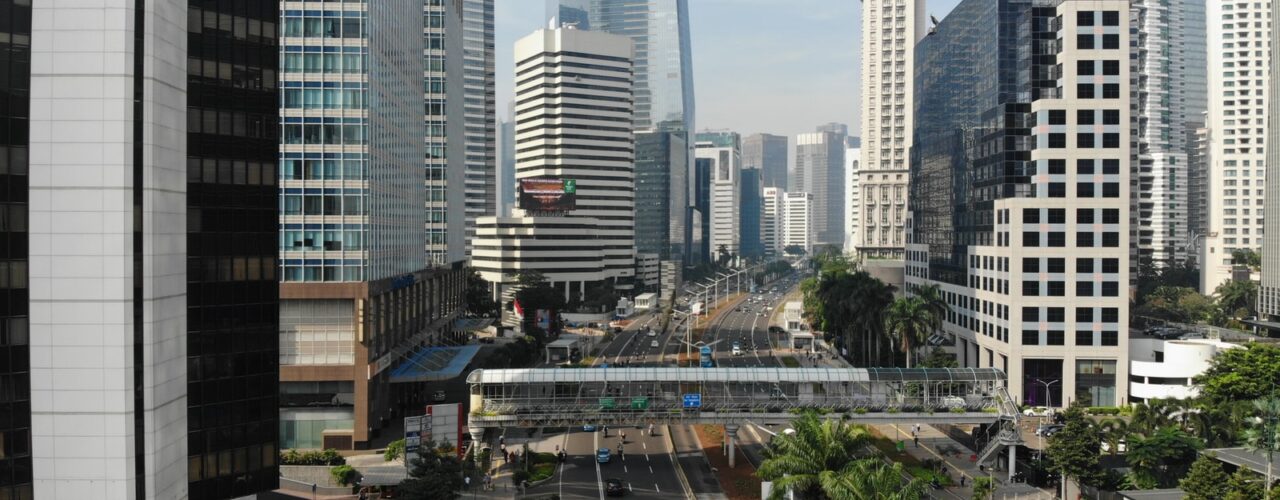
[389,345,481,383]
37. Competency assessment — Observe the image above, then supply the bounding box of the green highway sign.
[599,398,616,409]
[631,398,649,410]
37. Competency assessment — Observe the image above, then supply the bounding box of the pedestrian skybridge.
[465,367,1020,430]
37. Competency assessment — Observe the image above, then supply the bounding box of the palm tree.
[1214,279,1258,319]
[912,283,950,335]
[759,413,925,499]
[1243,397,1280,499]
[884,297,932,368]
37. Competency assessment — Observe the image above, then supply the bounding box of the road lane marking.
[655,483,661,493]
[643,442,647,450]
[594,429,605,500]
[649,466,654,474]
[624,465,628,473]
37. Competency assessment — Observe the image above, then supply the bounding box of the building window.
[1101,10,1120,26]
[1102,183,1120,197]
[1078,109,1095,124]
[1047,308,1065,322]
[1076,258,1094,273]
[1049,133,1067,148]
[1077,183,1096,197]
[1024,232,1040,247]
[1077,209,1095,224]
[1102,83,1121,98]
[1047,258,1065,273]
[1101,282,1119,296]
[1078,11,1095,26]
[1049,110,1067,124]
[1102,232,1120,247]
[1103,110,1121,125]
[1103,133,1120,148]
[1076,359,1116,406]
[1101,331,1119,346]
[1047,281,1066,296]
[1075,331,1094,346]
[1047,330,1066,346]
[1076,307,1094,322]
[1102,60,1120,75]
[1047,232,1066,247]
[1102,259,1119,273]
[1048,183,1067,197]
[1078,133,1095,148]
[1024,208,1041,223]
[1023,257,1040,273]
[1076,281,1094,296]
[1023,307,1040,321]
[1103,209,1120,223]
[1078,83,1096,98]
[1023,330,1040,345]
[1102,34,1120,50]
[1077,60,1095,76]
[1024,281,1040,296]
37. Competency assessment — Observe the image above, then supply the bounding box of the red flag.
[513,299,524,318]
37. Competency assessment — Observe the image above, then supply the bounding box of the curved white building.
[1129,338,1239,401]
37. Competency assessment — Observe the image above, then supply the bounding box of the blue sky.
[495,0,963,139]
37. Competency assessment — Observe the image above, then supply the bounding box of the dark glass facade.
[909,0,1036,286]
[692,158,712,265]
[0,1,29,498]
[739,168,763,259]
[635,131,688,260]
[186,1,280,497]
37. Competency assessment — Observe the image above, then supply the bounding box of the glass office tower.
[0,1,29,497]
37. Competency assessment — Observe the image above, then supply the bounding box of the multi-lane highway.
[524,273,801,499]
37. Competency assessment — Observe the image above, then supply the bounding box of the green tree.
[1045,405,1105,491]
[1234,249,1263,271]
[511,270,566,337]
[884,297,933,368]
[1215,279,1259,319]
[806,269,894,367]
[913,284,950,336]
[1180,454,1230,500]
[464,267,498,317]
[920,347,958,368]
[1226,467,1265,500]
[397,442,464,500]
[971,476,996,500]
[759,412,925,499]
[1125,426,1202,488]
[1195,344,1280,406]
[1243,397,1280,498]
[1097,418,1128,456]
[784,244,806,256]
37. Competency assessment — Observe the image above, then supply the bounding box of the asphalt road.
[528,424,683,500]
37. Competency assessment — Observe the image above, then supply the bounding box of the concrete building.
[845,147,862,253]
[17,1,281,498]
[1129,338,1240,401]
[743,133,789,189]
[859,0,925,259]
[908,0,1133,407]
[697,134,741,261]
[1201,0,1272,294]
[1263,0,1280,317]
[793,130,846,249]
[472,27,636,299]
[763,188,785,259]
[783,192,815,252]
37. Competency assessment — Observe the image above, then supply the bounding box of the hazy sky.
[495,0,964,139]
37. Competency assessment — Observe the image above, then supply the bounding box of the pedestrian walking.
[913,435,919,448]
[960,476,966,487]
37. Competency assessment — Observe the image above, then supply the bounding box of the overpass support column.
[469,427,487,451]
[1007,443,1017,482]
[724,424,740,468]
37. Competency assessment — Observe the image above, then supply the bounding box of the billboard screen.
[518,178,576,211]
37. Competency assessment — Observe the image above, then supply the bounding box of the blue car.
[583,424,597,432]
[596,448,611,464]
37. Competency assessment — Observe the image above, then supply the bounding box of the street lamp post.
[1033,378,1061,498]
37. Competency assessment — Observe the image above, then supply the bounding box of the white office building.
[845,147,861,253]
[697,141,741,259]
[1201,0,1272,294]
[763,187,785,258]
[783,192,815,252]
[472,27,635,299]
[908,0,1133,407]
[858,0,925,259]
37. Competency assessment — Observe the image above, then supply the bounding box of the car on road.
[606,478,627,496]
[583,424,597,432]
[596,448,612,464]
[431,390,447,402]
[647,330,657,337]
[732,343,743,356]
[650,340,659,348]
[1035,424,1065,437]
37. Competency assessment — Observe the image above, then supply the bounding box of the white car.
[650,340,659,348]
[647,330,657,337]
[732,346,744,356]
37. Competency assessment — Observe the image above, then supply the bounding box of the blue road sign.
[683,393,702,409]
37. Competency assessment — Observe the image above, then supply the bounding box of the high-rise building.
[783,192,815,252]
[1201,0,1272,293]
[636,131,689,262]
[1188,126,1211,246]
[763,188,785,259]
[1261,0,1280,318]
[1130,0,1192,270]
[697,135,741,261]
[743,133,789,189]
[909,0,1132,407]
[461,0,496,257]
[0,1,30,497]
[472,27,636,298]
[793,130,846,249]
[691,159,713,265]
[845,147,862,253]
[739,168,765,260]
[498,114,516,217]
[21,1,281,497]
[280,0,468,452]
[859,0,925,259]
